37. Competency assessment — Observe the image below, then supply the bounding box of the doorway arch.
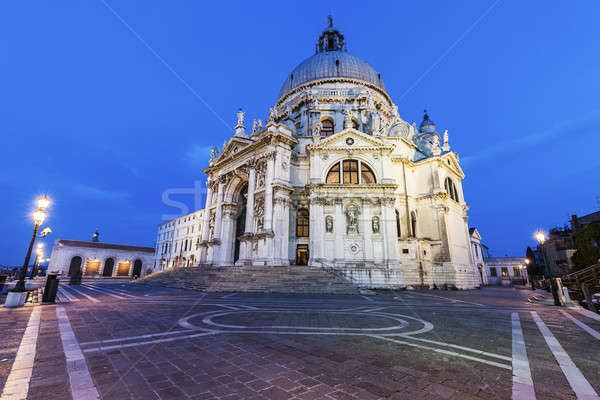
[132,259,142,278]
[103,258,114,277]
[68,256,82,276]
[233,184,247,263]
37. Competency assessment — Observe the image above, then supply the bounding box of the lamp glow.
[33,209,46,225]
[37,195,50,210]
[534,230,546,245]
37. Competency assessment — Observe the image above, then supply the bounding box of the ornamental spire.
[315,16,346,53]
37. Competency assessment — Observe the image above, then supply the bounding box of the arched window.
[132,259,143,278]
[326,163,340,184]
[395,210,401,237]
[296,209,309,237]
[360,163,376,184]
[444,177,459,202]
[410,211,417,238]
[325,160,377,184]
[68,256,82,276]
[321,119,334,137]
[343,160,359,183]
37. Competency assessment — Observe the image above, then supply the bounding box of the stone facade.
[485,257,527,285]
[154,210,205,270]
[157,20,482,289]
[48,240,154,278]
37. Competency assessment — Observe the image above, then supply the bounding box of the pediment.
[469,227,482,241]
[214,136,254,163]
[441,152,465,177]
[307,129,392,152]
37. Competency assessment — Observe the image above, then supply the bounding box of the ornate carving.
[254,196,265,231]
[312,119,322,136]
[371,216,380,233]
[325,215,334,233]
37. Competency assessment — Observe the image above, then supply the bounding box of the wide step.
[135,265,362,294]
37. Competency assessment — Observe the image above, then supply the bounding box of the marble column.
[237,162,255,265]
[334,199,344,263]
[199,180,213,264]
[219,205,236,266]
[245,165,256,233]
[263,154,275,265]
[362,202,373,261]
[264,154,275,232]
[213,177,226,264]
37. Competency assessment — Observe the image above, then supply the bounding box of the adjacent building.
[48,238,154,278]
[154,210,205,270]
[485,257,527,285]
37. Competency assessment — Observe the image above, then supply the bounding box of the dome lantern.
[315,15,346,53]
[419,109,437,134]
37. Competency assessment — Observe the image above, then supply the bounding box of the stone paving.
[1,284,600,399]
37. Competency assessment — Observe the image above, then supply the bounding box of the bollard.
[562,287,573,307]
[581,283,597,313]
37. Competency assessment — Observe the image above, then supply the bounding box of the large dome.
[278,18,386,101]
[278,51,386,100]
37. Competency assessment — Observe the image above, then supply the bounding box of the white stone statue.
[346,205,359,234]
[371,112,381,134]
[210,146,219,160]
[442,130,450,152]
[366,93,375,111]
[312,119,322,136]
[431,134,441,156]
[252,119,258,133]
[257,119,263,130]
[325,216,334,233]
[344,109,354,129]
[236,108,245,127]
[372,216,380,233]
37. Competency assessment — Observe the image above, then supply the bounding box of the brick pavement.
[0,285,599,399]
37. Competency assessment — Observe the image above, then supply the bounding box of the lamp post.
[13,196,50,292]
[30,244,44,278]
[535,230,561,306]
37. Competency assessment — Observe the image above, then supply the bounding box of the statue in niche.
[208,212,215,239]
[346,205,359,234]
[372,216,380,233]
[371,114,382,135]
[254,197,265,232]
[312,119,322,136]
[325,216,334,233]
[344,109,354,129]
[367,93,375,111]
[255,165,266,188]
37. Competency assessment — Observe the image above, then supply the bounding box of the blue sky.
[1,1,599,264]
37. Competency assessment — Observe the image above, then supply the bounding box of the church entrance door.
[296,245,309,265]
[233,184,247,263]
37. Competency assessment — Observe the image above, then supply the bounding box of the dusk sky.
[2,1,599,265]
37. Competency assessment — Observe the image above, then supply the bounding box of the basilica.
[182,19,481,289]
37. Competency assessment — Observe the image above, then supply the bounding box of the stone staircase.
[135,265,363,294]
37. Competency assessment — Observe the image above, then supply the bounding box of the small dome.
[419,110,436,134]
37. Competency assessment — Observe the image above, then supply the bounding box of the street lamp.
[535,230,561,306]
[31,244,44,278]
[12,196,51,292]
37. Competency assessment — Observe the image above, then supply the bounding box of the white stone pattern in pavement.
[511,312,535,400]
[531,311,599,400]
[0,306,41,400]
[560,310,600,341]
[56,306,100,400]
